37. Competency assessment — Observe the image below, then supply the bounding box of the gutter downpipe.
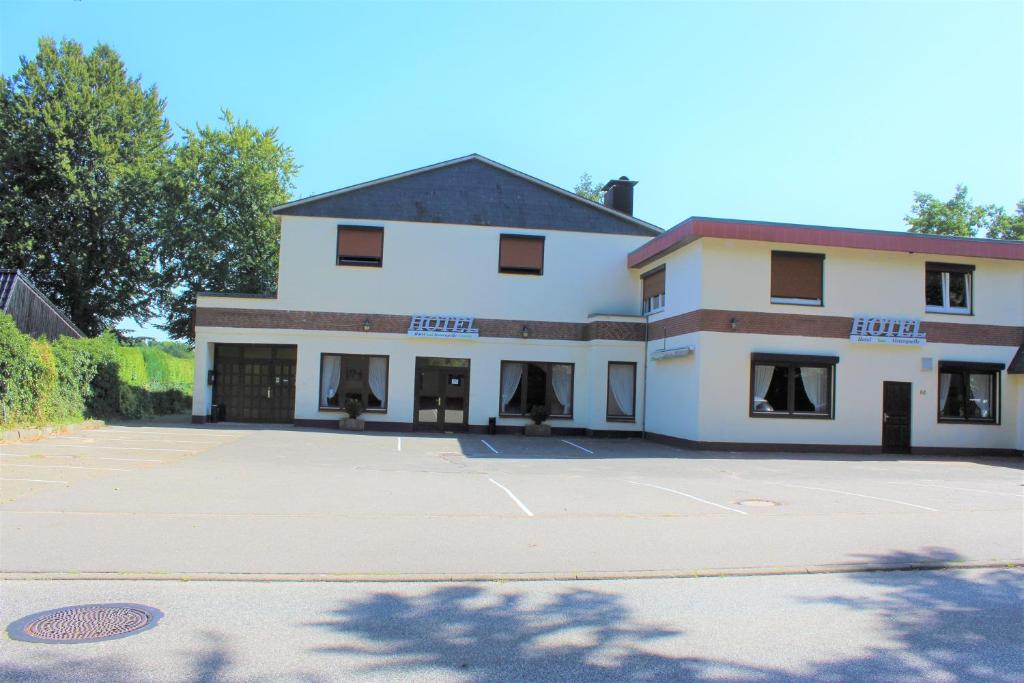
[641,311,650,441]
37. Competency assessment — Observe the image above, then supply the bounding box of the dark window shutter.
[771,252,823,300]
[338,227,384,263]
[642,269,665,299]
[499,235,544,273]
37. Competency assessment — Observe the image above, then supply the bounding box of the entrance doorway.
[414,357,470,432]
[212,344,297,423]
[882,381,912,453]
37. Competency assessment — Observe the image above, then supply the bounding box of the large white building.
[193,155,1024,456]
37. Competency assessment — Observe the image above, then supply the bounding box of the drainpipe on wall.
[641,313,650,440]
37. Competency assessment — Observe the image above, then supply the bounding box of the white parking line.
[1,477,68,484]
[561,439,594,454]
[480,440,500,454]
[98,457,164,463]
[2,463,131,472]
[59,437,224,445]
[396,437,402,452]
[22,444,192,453]
[896,482,1024,499]
[627,481,748,515]
[488,478,534,516]
[781,483,939,511]
[2,454,74,459]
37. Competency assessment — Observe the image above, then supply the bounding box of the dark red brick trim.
[648,308,1024,347]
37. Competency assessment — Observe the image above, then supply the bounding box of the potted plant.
[340,398,366,431]
[525,404,551,437]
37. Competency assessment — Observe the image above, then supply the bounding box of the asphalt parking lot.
[1,421,1021,577]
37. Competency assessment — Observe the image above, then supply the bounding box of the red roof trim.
[628,217,1024,268]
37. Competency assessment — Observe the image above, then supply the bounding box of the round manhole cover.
[8,604,162,644]
[736,499,779,507]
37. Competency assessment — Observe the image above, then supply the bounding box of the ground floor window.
[500,361,573,417]
[750,353,837,418]
[938,362,1001,423]
[320,354,388,411]
[606,362,637,421]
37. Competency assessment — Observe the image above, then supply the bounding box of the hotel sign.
[849,316,926,346]
[408,314,480,339]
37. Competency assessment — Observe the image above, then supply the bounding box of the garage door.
[212,344,297,423]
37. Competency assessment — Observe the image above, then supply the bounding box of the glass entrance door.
[414,358,470,432]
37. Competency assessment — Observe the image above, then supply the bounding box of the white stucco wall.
[643,332,700,441]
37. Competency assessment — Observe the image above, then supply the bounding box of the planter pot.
[339,417,365,431]
[524,423,551,437]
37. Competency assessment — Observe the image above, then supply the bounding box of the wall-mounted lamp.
[207,370,216,386]
[521,325,530,339]
[729,317,738,330]
[362,319,371,332]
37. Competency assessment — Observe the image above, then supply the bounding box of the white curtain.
[608,364,635,416]
[501,363,523,411]
[968,373,991,418]
[800,366,828,413]
[753,365,775,410]
[550,364,572,414]
[939,372,952,415]
[368,357,387,403]
[321,356,341,406]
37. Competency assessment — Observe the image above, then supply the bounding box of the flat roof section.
[628,217,1024,268]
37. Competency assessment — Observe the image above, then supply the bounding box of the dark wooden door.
[414,359,469,432]
[882,381,912,453]
[213,344,296,423]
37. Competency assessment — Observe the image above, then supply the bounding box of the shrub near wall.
[0,314,193,428]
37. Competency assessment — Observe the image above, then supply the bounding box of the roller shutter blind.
[771,251,824,302]
[499,235,544,274]
[337,227,384,265]
[642,269,665,299]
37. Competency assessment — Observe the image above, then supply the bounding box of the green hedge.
[0,314,193,428]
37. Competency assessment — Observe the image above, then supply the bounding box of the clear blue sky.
[3,1,1022,336]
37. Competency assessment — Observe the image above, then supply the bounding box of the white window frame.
[770,296,822,306]
[643,292,665,315]
[926,270,972,315]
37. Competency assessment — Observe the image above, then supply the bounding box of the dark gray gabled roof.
[1009,344,1024,374]
[0,270,16,310]
[0,269,84,339]
[273,154,661,236]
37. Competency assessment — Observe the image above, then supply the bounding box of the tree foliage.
[158,111,298,341]
[573,173,604,202]
[905,184,1022,240]
[0,38,170,335]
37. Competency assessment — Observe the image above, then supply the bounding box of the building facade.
[192,155,1024,455]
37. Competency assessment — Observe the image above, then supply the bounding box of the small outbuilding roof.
[0,269,83,339]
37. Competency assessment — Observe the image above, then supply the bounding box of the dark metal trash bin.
[487,417,497,435]
[208,404,218,423]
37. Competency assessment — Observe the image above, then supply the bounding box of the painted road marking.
[781,483,939,511]
[488,478,534,516]
[896,481,1024,499]
[2,454,74,459]
[396,437,402,452]
[480,440,500,454]
[627,481,748,515]
[98,457,164,463]
[23,444,192,453]
[2,463,131,472]
[0,477,68,484]
[59,437,225,445]
[561,440,594,454]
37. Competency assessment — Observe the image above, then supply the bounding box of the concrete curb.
[2,560,1019,583]
[0,419,105,444]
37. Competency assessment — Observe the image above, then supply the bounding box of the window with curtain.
[770,251,824,305]
[925,262,973,314]
[320,354,388,411]
[499,361,572,417]
[498,235,544,275]
[606,362,637,421]
[750,353,836,418]
[937,362,1000,423]
[641,267,665,314]
[337,226,384,267]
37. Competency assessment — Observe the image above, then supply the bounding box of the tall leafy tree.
[158,111,298,341]
[903,184,1022,239]
[0,38,170,335]
[988,200,1024,241]
[573,173,604,202]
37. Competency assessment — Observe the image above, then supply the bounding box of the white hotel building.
[193,155,1024,456]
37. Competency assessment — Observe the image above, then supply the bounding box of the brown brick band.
[649,308,1024,347]
[194,307,646,342]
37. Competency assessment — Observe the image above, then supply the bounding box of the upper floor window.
[926,262,973,314]
[499,235,544,275]
[337,226,384,267]
[500,361,572,417]
[771,251,824,306]
[938,361,1000,423]
[641,266,665,314]
[751,353,837,419]
[320,353,388,412]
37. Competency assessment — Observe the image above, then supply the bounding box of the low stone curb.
[2,559,1018,583]
[0,419,105,444]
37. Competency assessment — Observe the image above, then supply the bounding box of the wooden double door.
[414,357,470,432]
[212,344,297,423]
[882,381,912,454]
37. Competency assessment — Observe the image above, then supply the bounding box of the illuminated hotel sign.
[849,316,926,346]
[408,314,480,339]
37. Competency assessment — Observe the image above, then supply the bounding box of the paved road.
[1,568,1021,682]
[1,423,1021,576]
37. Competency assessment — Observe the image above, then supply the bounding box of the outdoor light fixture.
[362,319,371,332]
[521,325,530,338]
[730,317,738,330]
